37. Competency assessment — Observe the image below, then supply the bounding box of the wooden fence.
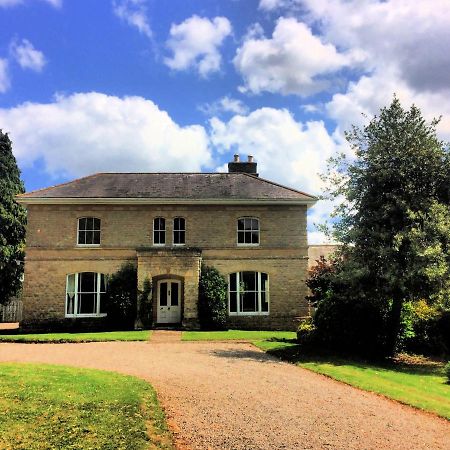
[0,299,23,323]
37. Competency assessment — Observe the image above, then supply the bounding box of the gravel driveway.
[0,340,448,450]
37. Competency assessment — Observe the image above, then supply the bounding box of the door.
[157,279,182,324]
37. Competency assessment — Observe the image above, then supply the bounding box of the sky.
[1,0,450,244]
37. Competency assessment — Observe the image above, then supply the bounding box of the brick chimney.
[228,154,258,176]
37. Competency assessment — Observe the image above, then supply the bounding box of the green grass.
[0,330,151,343]
[254,341,450,420]
[182,329,296,341]
[0,363,174,449]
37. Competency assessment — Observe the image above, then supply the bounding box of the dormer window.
[237,217,259,246]
[153,217,166,245]
[77,217,101,246]
[173,217,186,245]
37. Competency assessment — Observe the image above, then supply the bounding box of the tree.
[0,130,26,304]
[322,97,450,355]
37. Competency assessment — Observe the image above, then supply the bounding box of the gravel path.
[0,341,448,450]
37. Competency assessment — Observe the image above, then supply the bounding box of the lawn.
[0,363,174,449]
[254,341,450,420]
[182,329,296,341]
[0,330,151,343]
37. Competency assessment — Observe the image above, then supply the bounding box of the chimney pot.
[234,154,240,162]
[248,155,254,163]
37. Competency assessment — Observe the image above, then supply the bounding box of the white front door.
[157,279,182,324]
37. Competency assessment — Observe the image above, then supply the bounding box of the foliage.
[198,265,228,330]
[296,317,316,346]
[106,263,138,329]
[0,131,26,304]
[0,363,174,449]
[139,277,153,328]
[319,97,450,355]
[445,361,450,383]
[0,330,150,343]
[305,256,335,307]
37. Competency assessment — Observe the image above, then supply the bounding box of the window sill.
[153,244,166,247]
[237,244,260,247]
[76,244,101,248]
[172,244,186,247]
[65,314,107,318]
[229,312,269,316]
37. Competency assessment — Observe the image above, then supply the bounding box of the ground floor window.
[66,272,107,317]
[228,271,269,315]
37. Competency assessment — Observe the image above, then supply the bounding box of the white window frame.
[173,217,186,246]
[153,217,166,246]
[228,271,269,316]
[77,217,101,247]
[65,272,107,318]
[237,217,260,247]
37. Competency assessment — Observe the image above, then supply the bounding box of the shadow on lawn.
[263,339,445,377]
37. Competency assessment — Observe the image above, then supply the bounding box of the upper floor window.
[153,217,166,245]
[77,217,101,246]
[173,217,186,245]
[228,271,269,315]
[66,272,107,317]
[237,217,259,245]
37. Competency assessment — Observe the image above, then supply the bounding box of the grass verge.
[0,363,174,449]
[254,340,450,420]
[0,330,151,343]
[182,329,296,341]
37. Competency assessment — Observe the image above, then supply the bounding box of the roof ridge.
[242,173,318,199]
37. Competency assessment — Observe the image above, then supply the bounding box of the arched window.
[77,217,101,245]
[153,217,166,245]
[237,217,259,245]
[228,271,269,315]
[173,217,186,245]
[66,272,107,317]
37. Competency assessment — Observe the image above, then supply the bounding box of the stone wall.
[21,203,310,331]
[26,204,307,249]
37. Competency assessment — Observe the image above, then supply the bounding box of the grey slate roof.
[17,172,317,202]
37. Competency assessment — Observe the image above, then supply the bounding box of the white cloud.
[10,39,46,72]
[234,18,359,96]
[0,92,211,177]
[0,0,61,7]
[0,59,10,93]
[258,0,300,11]
[327,69,450,141]
[199,96,249,116]
[112,0,152,39]
[303,0,450,93]
[164,16,232,77]
[210,107,346,241]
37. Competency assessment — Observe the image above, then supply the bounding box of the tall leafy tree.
[323,98,450,354]
[0,130,26,304]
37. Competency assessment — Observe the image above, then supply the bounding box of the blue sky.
[1,0,450,243]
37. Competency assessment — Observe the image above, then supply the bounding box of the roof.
[16,172,317,206]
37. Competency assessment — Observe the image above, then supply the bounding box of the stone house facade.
[16,156,317,331]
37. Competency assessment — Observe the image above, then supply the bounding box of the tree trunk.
[386,292,403,356]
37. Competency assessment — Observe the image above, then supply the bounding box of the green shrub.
[445,362,450,383]
[198,265,228,330]
[106,263,138,329]
[139,277,153,328]
[296,317,316,346]
[305,256,335,307]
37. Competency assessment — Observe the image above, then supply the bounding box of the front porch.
[137,248,202,329]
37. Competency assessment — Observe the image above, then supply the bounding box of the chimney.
[228,154,258,176]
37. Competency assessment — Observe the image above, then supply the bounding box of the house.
[16,155,317,331]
